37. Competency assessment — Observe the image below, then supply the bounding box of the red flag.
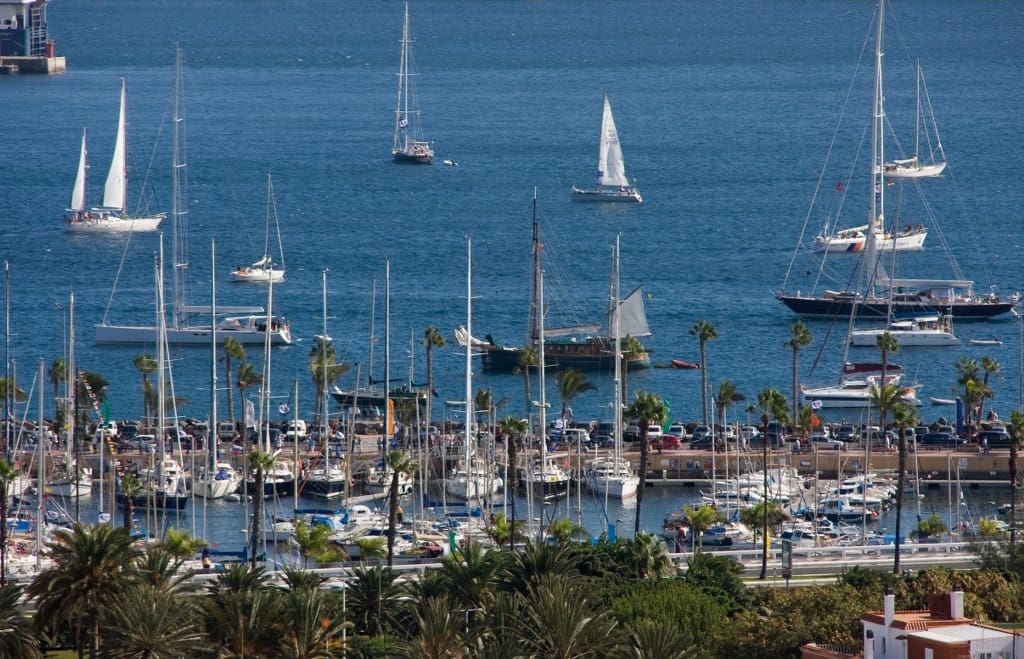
[835,181,844,191]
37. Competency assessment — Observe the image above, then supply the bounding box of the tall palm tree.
[626,391,666,535]
[756,387,788,580]
[0,584,40,658]
[236,361,262,434]
[221,337,246,431]
[716,380,745,437]
[48,356,67,427]
[385,449,418,567]
[308,336,350,425]
[274,586,345,658]
[955,356,982,426]
[411,595,469,659]
[515,574,618,658]
[424,326,445,436]
[132,353,157,426]
[0,459,17,586]
[120,472,142,532]
[788,320,812,424]
[875,331,900,430]
[247,449,276,567]
[27,523,142,656]
[979,355,1003,421]
[203,564,278,657]
[891,401,918,574]
[515,346,538,417]
[689,320,717,426]
[1010,410,1024,544]
[499,414,528,548]
[554,368,596,428]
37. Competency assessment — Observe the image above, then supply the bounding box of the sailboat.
[882,61,947,178]
[446,238,503,502]
[460,194,651,373]
[391,2,433,164]
[587,236,639,499]
[94,50,292,346]
[65,80,165,233]
[571,95,642,203]
[849,313,959,347]
[231,174,286,283]
[776,3,1018,321]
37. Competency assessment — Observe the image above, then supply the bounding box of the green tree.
[347,564,405,636]
[875,331,900,430]
[1010,409,1024,544]
[917,514,948,539]
[221,336,246,432]
[955,356,982,427]
[410,595,468,659]
[292,519,341,567]
[716,380,745,439]
[739,501,786,550]
[102,582,207,658]
[626,391,667,536]
[0,584,41,658]
[515,574,618,657]
[756,387,788,579]
[385,449,417,567]
[0,458,18,586]
[684,505,725,554]
[48,357,68,429]
[120,472,142,532]
[979,355,1003,422]
[159,527,206,560]
[308,335,350,426]
[424,326,445,440]
[27,523,142,656]
[499,414,528,547]
[622,618,699,659]
[555,368,596,427]
[689,320,717,426]
[203,563,279,657]
[788,320,812,424]
[132,353,157,426]
[546,517,588,544]
[891,401,919,573]
[247,449,276,567]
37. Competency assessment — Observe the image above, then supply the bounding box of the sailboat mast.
[528,193,541,343]
[170,48,187,329]
[865,0,887,300]
[611,236,623,507]
[321,269,329,475]
[537,270,548,470]
[465,238,474,469]
[35,358,43,570]
[385,259,391,451]
[368,276,376,386]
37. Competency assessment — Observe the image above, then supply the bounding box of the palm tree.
[120,472,142,532]
[515,574,618,658]
[685,505,724,554]
[274,586,345,658]
[384,449,418,567]
[236,361,262,435]
[410,595,468,659]
[514,345,538,417]
[623,618,697,659]
[756,387,788,580]
[292,519,340,567]
[221,337,246,431]
[499,414,528,548]
[247,449,276,567]
[203,564,278,657]
[626,391,666,535]
[308,335,350,425]
[979,355,1003,422]
[132,353,157,426]
[0,584,40,658]
[0,458,17,586]
[424,326,445,436]
[955,356,982,426]
[875,331,900,430]
[1010,410,1024,544]
[689,320,717,426]
[788,320,812,424]
[48,356,67,428]
[346,564,405,636]
[27,523,142,656]
[159,527,207,560]
[620,334,645,403]
[891,401,918,573]
[554,368,596,428]
[716,380,745,438]
[102,582,207,658]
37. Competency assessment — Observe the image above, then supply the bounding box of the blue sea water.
[2,1,1024,543]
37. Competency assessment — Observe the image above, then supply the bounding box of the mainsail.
[596,95,630,188]
[102,80,127,212]
[70,129,87,212]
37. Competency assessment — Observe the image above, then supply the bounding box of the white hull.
[802,386,922,409]
[812,227,926,253]
[231,267,284,283]
[194,465,242,500]
[65,213,164,233]
[588,474,639,499]
[95,318,291,345]
[570,186,643,203]
[879,161,946,178]
[849,329,959,346]
[44,479,92,497]
[445,473,502,501]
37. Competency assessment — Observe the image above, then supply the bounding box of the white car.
[647,425,664,439]
[666,424,686,438]
[740,426,761,441]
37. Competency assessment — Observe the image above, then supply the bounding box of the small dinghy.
[969,338,1002,347]
[671,359,700,369]
[930,397,956,406]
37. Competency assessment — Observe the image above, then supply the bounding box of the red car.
[653,435,682,450]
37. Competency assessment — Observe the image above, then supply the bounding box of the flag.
[399,118,409,129]
[662,399,671,433]
[102,399,110,423]
[835,181,844,191]
[244,398,255,429]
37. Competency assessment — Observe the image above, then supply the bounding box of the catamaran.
[65,81,164,233]
[571,94,642,202]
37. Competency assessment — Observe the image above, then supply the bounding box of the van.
[284,419,307,440]
[562,428,590,445]
[217,421,237,441]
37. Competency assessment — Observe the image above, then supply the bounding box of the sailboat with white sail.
[392,2,433,164]
[587,236,638,499]
[231,175,286,283]
[94,50,291,346]
[881,61,947,178]
[571,94,642,203]
[65,80,165,233]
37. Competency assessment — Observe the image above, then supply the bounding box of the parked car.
[740,426,761,442]
[835,425,857,442]
[590,434,614,449]
[691,425,711,442]
[562,428,590,445]
[623,425,641,443]
[217,421,237,441]
[977,429,1011,449]
[810,434,844,451]
[654,435,682,450]
[284,419,308,440]
[646,425,663,440]
[921,432,964,447]
[689,436,725,450]
[666,424,686,439]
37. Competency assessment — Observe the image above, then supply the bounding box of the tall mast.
[171,47,188,329]
[465,238,474,469]
[528,192,541,343]
[864,0,887,300]
[368,276,376,387]
[385,259,391,450]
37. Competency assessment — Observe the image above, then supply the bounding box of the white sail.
[616,286,651,338]
[69,129,87,212]
[597,95,630,188]
[102,80,127,211]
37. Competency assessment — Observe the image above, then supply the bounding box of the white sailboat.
[231,174,286,283]
[811,221,926,253]
[392,2,433,164]
[95,50,291,347]
[588,236,638,499]
[849,313,959,347]
[65,80,165,233]
[446,238,503,502]
[881,61,947,178]
[571,94,642,203]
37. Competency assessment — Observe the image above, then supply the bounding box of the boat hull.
[393,147,433,164]
[194,477,241,500]
[65,213,165,233]
[231,269,285,283]
[849,330,959,346]
[776,293,1016,321]
[302,477,347,499]
[118,492,190,510]
[570,186,642,203]
[812,228,926,253]
[881,162,947,178]
[480,342,650,373]
[95,322,292,345]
